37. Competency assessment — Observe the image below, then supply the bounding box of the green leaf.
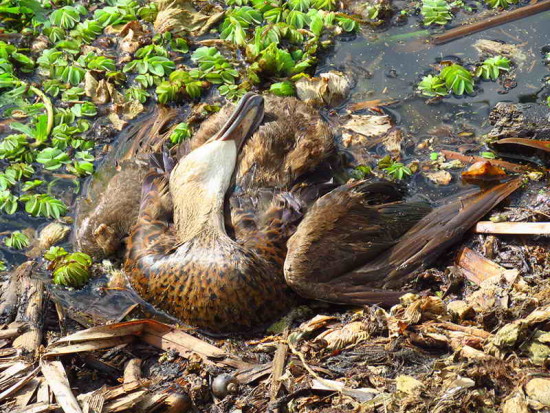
[49,6,82,29]
[421,0,453,25]
[439,64,474,96]
[0,190,18,214]
[270,81,295,96]
[36,148,70,170]
[51,252,92,288]
[4,231,29,250]
[169,122,192,144]
[23,194,67,219]
[22,180,44,191]
[418,74,447,97]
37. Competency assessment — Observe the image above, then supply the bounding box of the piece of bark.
[103,390,149,412]
[123,359,142,386]
[40,360,83,413]
[45,337,135,357]
[36,379,51,404]
[441,150,536,173]
[13,277,44,355]
[0,366,39,402]
[0,327,23,340]
[474,222,550,235]
[0,362,32,389]
[14,377,41,407]
[13,402,59,413]
[494,138,550,153]
[457,247,515,285]
[270,338,288,402]
[0,261,34,323]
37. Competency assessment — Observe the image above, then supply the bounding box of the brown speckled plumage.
[124,94,333,333]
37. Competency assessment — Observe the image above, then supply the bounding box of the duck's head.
[169,93,264,239]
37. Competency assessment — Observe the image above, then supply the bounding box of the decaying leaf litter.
[0,0,549,410]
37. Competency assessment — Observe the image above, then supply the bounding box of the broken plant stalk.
[432,0,550,44]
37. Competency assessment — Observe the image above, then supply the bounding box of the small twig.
[286,336,343,395]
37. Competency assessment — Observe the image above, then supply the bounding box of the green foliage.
[485,0,517,8]
[45,247,92,288]
[49,6,85,29]
[0,135,31,161]
[0,190,18,214]
[481,151,496,159]
[123,54,175,77]
[475,56,511,80]
[71,102,98,117]
[86,55,116,71]
[312,0,337,11]
[219,84,248,100]
[378,156,412,180]
[169,122,192,144]
[72,20,103,43]
[125,87,149,103]
[421,0,452,26]
[417,74,446,97]
[22,194,67,218]
[350,165,372,179]
[440,64,474,95]
[269,81,295,96]
[156,70,205,103]
[4,231,29,250]
[36,148,70,170]
[192,47,239,85]
[220,7,263,45]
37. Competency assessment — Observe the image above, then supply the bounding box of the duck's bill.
[212,92,265,149]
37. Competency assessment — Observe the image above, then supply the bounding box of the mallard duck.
[123,92,521,333]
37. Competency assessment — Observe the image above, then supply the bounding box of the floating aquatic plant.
[485,0,517,9]
[270,81,296,96]
[421,0,452,26]
[476,56,511,80]
[4,231,30,250]
[378,156,413,180]
[45,247,92,288]
[170,122,192,144]
[440,64,474,95]
[417,74,447,97]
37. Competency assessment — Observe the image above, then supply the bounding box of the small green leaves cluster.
[378,156,412,180]
[475,56,511,80]
[418,56,511,98]
[421,0,452,26]
[45,246,92,288]
[485,0,517,9]
[4,231,30,249]
[218,0,358,91]
[169,123,192,144]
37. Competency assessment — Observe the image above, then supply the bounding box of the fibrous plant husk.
[154,0,224,37]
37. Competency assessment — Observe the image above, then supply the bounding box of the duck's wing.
[284,178,522,305]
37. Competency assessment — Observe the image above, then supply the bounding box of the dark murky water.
[6,9,550,322]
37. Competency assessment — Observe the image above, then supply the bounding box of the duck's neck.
[172,186,227,244]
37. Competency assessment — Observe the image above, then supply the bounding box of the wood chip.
[40,360,83,413]
[474,222,550,235]
[457,247,517,285]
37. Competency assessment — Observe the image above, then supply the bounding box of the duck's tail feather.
[285,178,522,306]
